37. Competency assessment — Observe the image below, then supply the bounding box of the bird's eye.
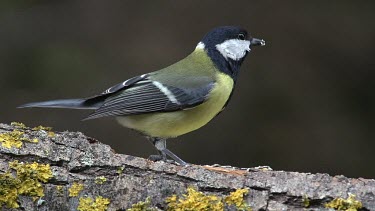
[238,33,245,40]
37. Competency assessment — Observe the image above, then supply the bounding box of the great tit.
[19,26,265,166]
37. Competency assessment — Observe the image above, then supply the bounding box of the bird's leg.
[148,137,167,162]
[148,137,188,166]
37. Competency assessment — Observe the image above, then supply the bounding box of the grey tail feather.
[18,98,102,110]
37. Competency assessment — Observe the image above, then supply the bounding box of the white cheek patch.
[216,39,250,61]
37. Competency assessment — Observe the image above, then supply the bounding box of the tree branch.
[0,123,373,210]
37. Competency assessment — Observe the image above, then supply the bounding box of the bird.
[19,26,265,166]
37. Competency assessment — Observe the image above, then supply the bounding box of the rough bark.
[0,123,374,211]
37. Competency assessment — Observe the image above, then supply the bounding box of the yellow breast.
[116,72,234,138]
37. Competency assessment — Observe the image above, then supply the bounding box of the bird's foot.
[148,137,189,166]
[148,154,182,165]
[148,154,165,162]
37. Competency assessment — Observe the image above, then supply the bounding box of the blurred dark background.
[1,1,374,178]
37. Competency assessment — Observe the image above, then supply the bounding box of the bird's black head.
[197,26,265,81]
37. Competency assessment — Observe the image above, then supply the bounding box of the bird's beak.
[250,38,266,47]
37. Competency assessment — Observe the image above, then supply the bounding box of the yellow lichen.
[0,129,38,149]
[10,122,54,137]
[325,194,362,211]
[9,161,52,183]
[166,187,252,211]
[32,125,52,131]
[0,130,23,148]
[77,196,110,211]
[166,187,224,211]
[48,131,56,137]
[0,160,53,208]
[224,188,251,210]
[10,122,27,129]
[69,182,84,197]
[56,185,63,194]
[127,197,157,211]
[302,195,310,208]
[95,176,107,184]
[0,172,20,208]
[117,166,125,175]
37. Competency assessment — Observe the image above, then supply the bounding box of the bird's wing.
[81,74,150,106]
[83,76,214,120]
[100,74,150,95]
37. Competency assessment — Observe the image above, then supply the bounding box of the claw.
[148,154,164,162]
